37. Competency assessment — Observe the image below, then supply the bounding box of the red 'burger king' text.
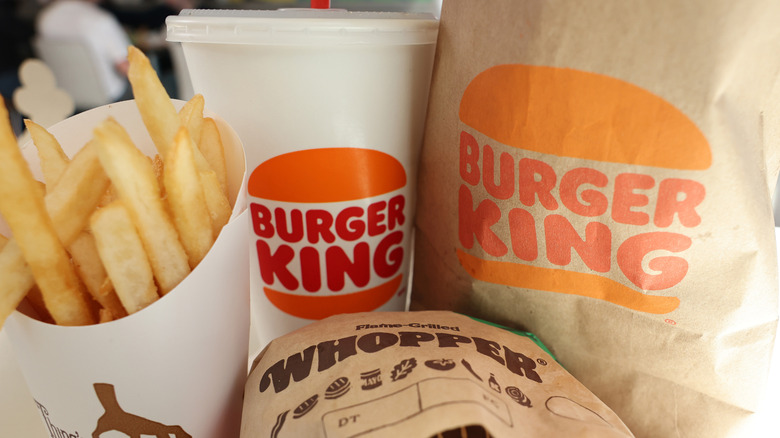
[251,195,406,292]
[459,130,706,297]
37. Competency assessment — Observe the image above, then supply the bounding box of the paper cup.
[3,100,249,438]
[167,9,439,350]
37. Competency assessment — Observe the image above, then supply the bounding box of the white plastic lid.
[166,9,439,46]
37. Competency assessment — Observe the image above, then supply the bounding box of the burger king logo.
[249,148,408,320]
[456,64,711,314]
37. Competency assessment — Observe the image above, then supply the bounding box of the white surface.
[2,237,780,436]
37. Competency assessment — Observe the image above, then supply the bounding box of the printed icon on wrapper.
[461,359,483,381]
[424,358,456,371]
[488,373,501,393]
[325,377,351,400]
[506,386,532,408]
[390,358,417,382]
[292,394,319,419]
[360,368,383,390]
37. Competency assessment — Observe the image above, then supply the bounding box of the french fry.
[151,154,165,197]
[24,286,52,323]
[91,201,159,314]
[127,46,231,237]
[189,128,232,236]
[0,98,94,326]
[0,141,109,326]
[201,169,232,238]
[179,94,205,147]
[45,140,111,245]
[199,117,228,197]
[46,142,120,317]
[98,184,118,207]
[93,118,190,294]
[33,179,46,198]
[27,122,125,317]
[69,231,127,319]
[28,117,118,209]
[127,46,179,159]
[0,233,7,250]
[26,119,69,186]
[0,239,35,326]
[98,308,115,324]
[128,49,217,177]
[185,123,232,237]
[166,128,214,268]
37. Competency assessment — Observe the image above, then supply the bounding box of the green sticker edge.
[466,315,558,363]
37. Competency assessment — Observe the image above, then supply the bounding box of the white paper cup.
[167,9,439,351]
[3,100,249,438]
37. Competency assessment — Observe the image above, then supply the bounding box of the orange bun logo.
[456,64,712,314]
[249,148,408,320]
[460,64,711,170]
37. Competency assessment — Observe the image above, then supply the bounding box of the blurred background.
[0,0,442,138]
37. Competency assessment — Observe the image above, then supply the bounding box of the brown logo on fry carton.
[249,148,407,320]
[457,64,711,314]
[92,383,191,438]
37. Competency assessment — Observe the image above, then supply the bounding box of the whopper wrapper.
[240,311,634,437]
[2,100,249,438]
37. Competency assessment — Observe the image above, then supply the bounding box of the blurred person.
[0,0,34,136]
[36,0,132,103]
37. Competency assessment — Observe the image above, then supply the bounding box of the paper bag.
[411,1,780,437]
[240,311,634,437]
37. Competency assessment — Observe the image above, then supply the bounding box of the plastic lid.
[166,9,439,46]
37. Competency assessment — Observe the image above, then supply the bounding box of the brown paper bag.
[411,1,780,437]
[240,311,634,437]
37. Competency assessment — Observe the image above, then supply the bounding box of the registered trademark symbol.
[537,358,548,366]
[665,319,677,325]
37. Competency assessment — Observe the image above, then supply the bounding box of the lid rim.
[173,8,438,20]
[165,11,439,45]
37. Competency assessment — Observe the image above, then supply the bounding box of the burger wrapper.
[240,311,634,437]
[410,1,780,437]
[2,100,249,437]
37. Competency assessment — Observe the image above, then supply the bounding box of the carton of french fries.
[0,47,249,437]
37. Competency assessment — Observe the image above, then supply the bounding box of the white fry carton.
[3,100,249,438]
